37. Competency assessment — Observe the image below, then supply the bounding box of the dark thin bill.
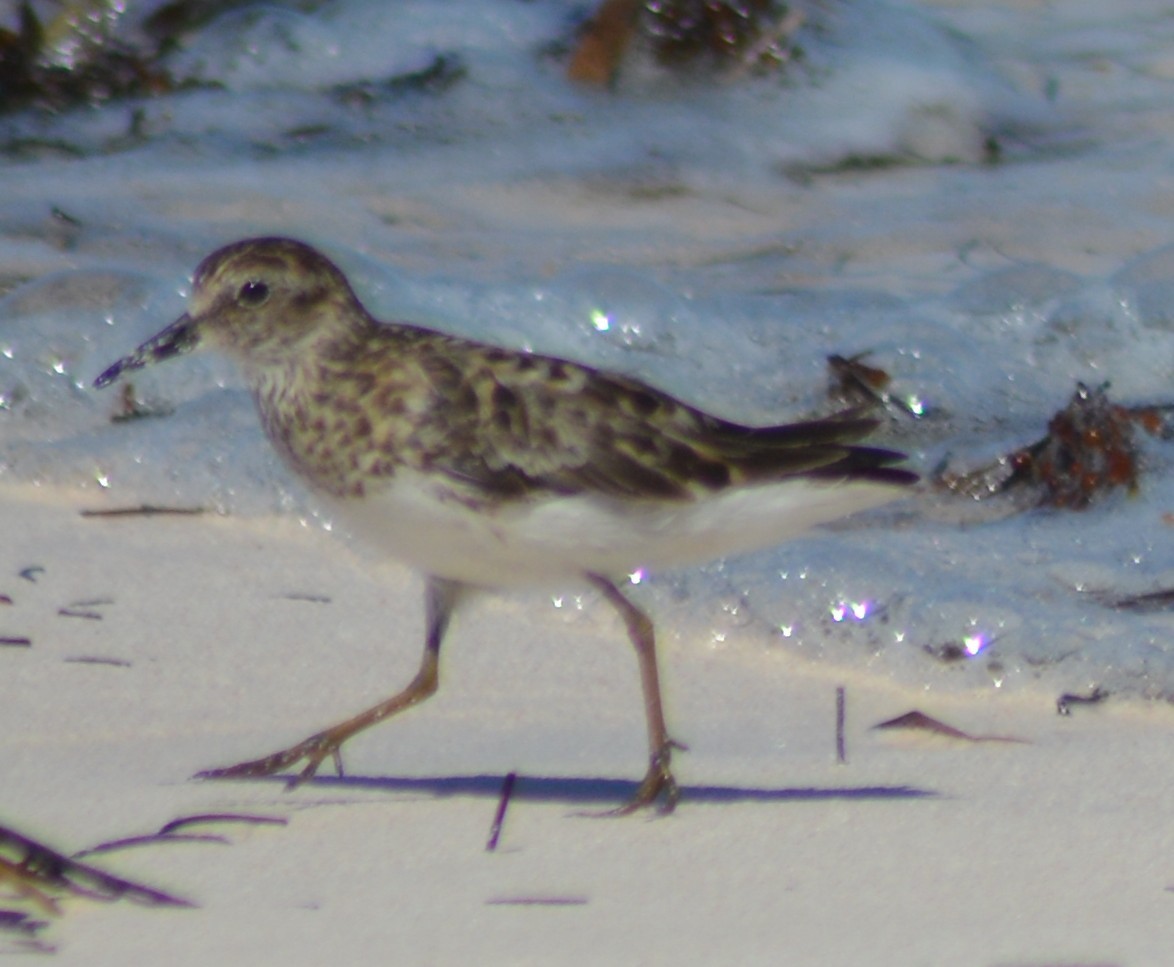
[93,315,200,389]
[93,355,139,389]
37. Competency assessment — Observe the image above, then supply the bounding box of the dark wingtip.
[869,467,920,487]
[807,447,920,487]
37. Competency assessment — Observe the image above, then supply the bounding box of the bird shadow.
[220,772,939,806]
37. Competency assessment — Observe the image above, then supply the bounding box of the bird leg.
[197,577,463,788]
[587,574,685,815]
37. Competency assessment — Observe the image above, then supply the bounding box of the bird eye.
[237,280,270,307]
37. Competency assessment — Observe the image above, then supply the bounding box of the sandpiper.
[94,237,916,813]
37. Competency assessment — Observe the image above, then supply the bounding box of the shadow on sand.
[225,772,938,806]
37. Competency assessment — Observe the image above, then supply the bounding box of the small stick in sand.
[76,813,287,859]
[486,772,518,852]
[835,686,847,764]
[80,506,205,518]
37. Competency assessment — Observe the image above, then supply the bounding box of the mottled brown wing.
[416,339,914,502]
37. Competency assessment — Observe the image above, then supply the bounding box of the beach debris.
[57,597,112,621]
[156,812,287,836]
[566,0,637,85]
[872,710,1026,744]
[835,685,847,764]
[0,589,30,646]
[3,0,474,123]
[63,655,131,667]
[568,0,805,87]
[0,857,59,917]
[278,591,332,604]
[331,53,467,108]
[826,352,926,419]
[140,0,272,43]
[46,205,84,250]
[937,383,1172,508]
[0,813,288,950]
[74,813,287,860]
[79,505,205,517]
[1012,383,1141,507]
[921,639,989,664]
[0,820,192,909]
[0,904,53,955]
[1055,686,1109,716]
[48,205,81,227]
[1092,586,1174,613]
[110,381,174,422]
[17,566,43,583]
[0,1,174,113]
[485,771,518,852]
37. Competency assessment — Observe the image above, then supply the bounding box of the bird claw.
[581,740,685,817]
[194,733,343,788]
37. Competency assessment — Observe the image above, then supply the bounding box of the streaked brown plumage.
[95,236,915,813]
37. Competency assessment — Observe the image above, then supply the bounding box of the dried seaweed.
[938,383,1172,508]
[1056,686,1109,716]
[0,821,192,908]
[568,0,805,86]
[0,1,175,113]
[827,352,925,418]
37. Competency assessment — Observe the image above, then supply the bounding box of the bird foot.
[195,732,345,789]
[585,740,686,817]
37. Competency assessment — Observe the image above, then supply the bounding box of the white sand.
[2,486,1171,965]
[2,0,1173,961]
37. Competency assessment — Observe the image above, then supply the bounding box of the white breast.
[318,469,907,589]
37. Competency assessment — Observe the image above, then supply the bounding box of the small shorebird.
[95,237,915,813]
